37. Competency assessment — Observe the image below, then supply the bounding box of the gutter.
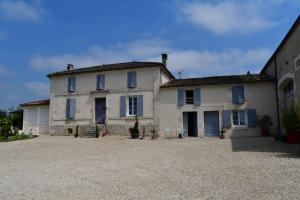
[274,56,281,137]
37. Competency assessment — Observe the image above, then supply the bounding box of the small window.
[232,111,246,126]
[185,90,194,104]
[128,96,137,116]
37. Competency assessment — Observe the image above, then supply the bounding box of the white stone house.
[21,15,300,137]
[21,53,277,137]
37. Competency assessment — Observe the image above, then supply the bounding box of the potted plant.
[281,102,300,144]
[219,126,225,139]
[129,116,139,139]
[257,115,273,137]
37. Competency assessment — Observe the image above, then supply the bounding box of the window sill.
[232,125,248,130]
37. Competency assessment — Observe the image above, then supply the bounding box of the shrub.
[0,116,12,138]
[257,115,273,129]
[129,116,139,139]
[281,102,300,132]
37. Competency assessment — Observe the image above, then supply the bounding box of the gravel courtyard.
[0,135,299,200]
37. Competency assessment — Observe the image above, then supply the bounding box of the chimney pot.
[161,53,168,67]
[67,64,74,71]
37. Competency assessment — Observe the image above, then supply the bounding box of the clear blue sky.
[0,0,299,109]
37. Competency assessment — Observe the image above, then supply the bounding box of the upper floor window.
[232,85,245,104]
[68,77,76,92]
[232,110,246,126]
[185,90,194,104]
[127,71,137,88]
[178,88,201,107]
[97,74,105,90]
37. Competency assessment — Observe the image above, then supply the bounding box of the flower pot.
[261,128,270,137]
[219,135,225,139]
[287,131,300,144]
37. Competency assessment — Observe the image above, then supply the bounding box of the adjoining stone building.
[261,15,300,134]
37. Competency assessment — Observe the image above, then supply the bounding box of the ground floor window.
[128,96,137,115]
[232,111,246,126]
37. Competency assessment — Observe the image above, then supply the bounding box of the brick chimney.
[161,53,168,67]
[67,64,74,71]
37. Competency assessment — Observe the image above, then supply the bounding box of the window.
[128,96,137,116]
[283,80,294,108]
[232,85,245,104]
[68,77,76,92]
[284,80,293,93]
[97,74,105,90]
[185,90,194,104]
[232,111,246,126]
[127,71,137,88]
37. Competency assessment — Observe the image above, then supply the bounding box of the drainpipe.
[274,56,281,137]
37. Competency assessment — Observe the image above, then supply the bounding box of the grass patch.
[0,135,38,142]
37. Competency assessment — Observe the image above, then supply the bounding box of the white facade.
[22,105,49,135]
[48,65,172,135]
[160,82,277,137]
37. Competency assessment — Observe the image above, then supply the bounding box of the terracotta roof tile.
[20,99,50,107]
[47,61,175,79]
[161,74,274,88]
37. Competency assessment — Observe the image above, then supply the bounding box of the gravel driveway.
[0,135,299,200]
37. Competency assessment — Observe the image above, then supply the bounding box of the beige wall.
[49,66,163,134]
[159,82,277,138]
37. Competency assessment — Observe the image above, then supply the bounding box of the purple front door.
[95,98,106,124]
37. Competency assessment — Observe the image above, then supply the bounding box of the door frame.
[183,111,198,137]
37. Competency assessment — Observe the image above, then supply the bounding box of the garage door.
[204,111,220,136]
[39,106,49,134]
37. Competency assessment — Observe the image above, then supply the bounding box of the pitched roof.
[20,99,50,107]
[47,61,175,79]
[161,74,274,88]
[261,15,300,74]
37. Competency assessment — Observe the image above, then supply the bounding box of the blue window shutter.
[97,74,105,90]
[70,99,76,119]
[120,96,126,117]
[132,72,137,88]
[194,88,201,106]
[66,99,70,118]
[178,89,185,107]
[127,72,132,88]
[72,77,76,91]
[66,99,76,119]
[232,85,244,104]
[183,112,188,137]
[137,95,143,116]
[68,77,76,92]
[223,110,231,128]
[68,77,72,92]
[248,109,257,127]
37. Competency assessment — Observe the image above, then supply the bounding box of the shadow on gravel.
[230,137,300,157]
